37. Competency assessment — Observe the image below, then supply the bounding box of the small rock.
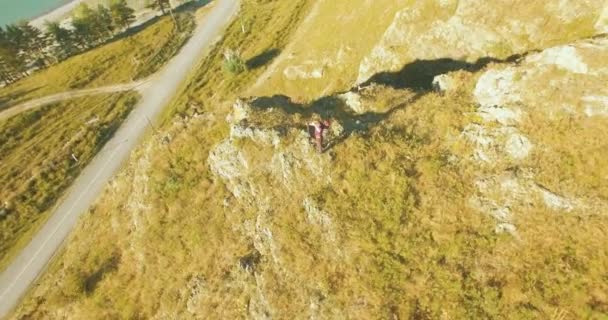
[284,65,324,80]
[85,116,100,125]
[432,74,455,93]
[536,186,575,212]
[230,125,281,148]
[474,68,522,108]
[505,133,532,160]
[227,99,251,124]
[186,276,207,314]
[330,120,345,137]
[303,198,332,227]
[582,95,608,117]
[495,223,517,235]
[477,106,522,125]
[338,91,364,114]
[526,45,589,74]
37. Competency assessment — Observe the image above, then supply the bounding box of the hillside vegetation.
[0,9,197,272]
[0,93,138,272]
[11,0,608,319]
[0,14,194,110]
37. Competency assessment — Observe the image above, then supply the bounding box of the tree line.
[0,0,176,85]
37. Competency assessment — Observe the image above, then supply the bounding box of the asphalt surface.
[0,0,239,317]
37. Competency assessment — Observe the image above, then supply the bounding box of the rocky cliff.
[11,0,608,319]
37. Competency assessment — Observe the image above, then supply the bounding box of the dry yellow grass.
[9,0,608,319]
[0,10,197,272]
[0,93,138,272]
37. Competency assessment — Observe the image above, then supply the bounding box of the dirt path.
[0,0,240,317]
[0,81,150,121]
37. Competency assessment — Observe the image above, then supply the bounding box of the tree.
[45,21,76,60]
[147,0,171,15]
[71,4,97,48]
[3,22,49,68]
[93,4,115,38]
[0,27,26,83]
[109,0,136,30]
[71,3,117,47]
[17,23,50,67]
[147,0,181,31]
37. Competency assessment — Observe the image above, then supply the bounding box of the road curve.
[0,81,149,122]
[0,0,240,317]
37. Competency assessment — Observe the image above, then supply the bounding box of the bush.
[223,48,247,74]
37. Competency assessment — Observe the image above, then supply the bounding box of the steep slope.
[251,0,605,99]
[358,0,605,83]
[9,0,608,319]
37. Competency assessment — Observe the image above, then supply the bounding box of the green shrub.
[223,48,247,74]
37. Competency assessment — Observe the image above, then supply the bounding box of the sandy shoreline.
[30,0,85,28]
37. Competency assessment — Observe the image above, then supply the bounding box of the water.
[0,0,67,26]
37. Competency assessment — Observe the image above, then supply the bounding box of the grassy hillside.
[10,0,608,319]
[250,0,605,100]
[11,0,316,317]
[0,7,197,272]
[0,13,194,110]
[0,93,138,272]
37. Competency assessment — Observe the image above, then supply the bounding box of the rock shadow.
[361,54,523,91]
[84,253,121,294]
[249,92,422,152]
[247,48,281,69]
[239,52,535,152]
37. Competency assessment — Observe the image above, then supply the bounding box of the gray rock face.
[462,125,532,163]
[230,125,281,148]
[462,37,608,233]
[473,68,522,109]
[473,38,608,118]
[504,133,532,160]
[208,100,336,299]
[226,99,251,124]
[476,105,522,125]
[526,45,589,74]
[208,140,251,199]
[357,0,606,84]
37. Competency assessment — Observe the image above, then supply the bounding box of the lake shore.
[29,0,84,28]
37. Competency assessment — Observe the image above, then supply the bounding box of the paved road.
[0,81,149,121]
[0,0,239,317]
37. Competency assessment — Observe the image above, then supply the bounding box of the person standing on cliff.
[309,119,331,153]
